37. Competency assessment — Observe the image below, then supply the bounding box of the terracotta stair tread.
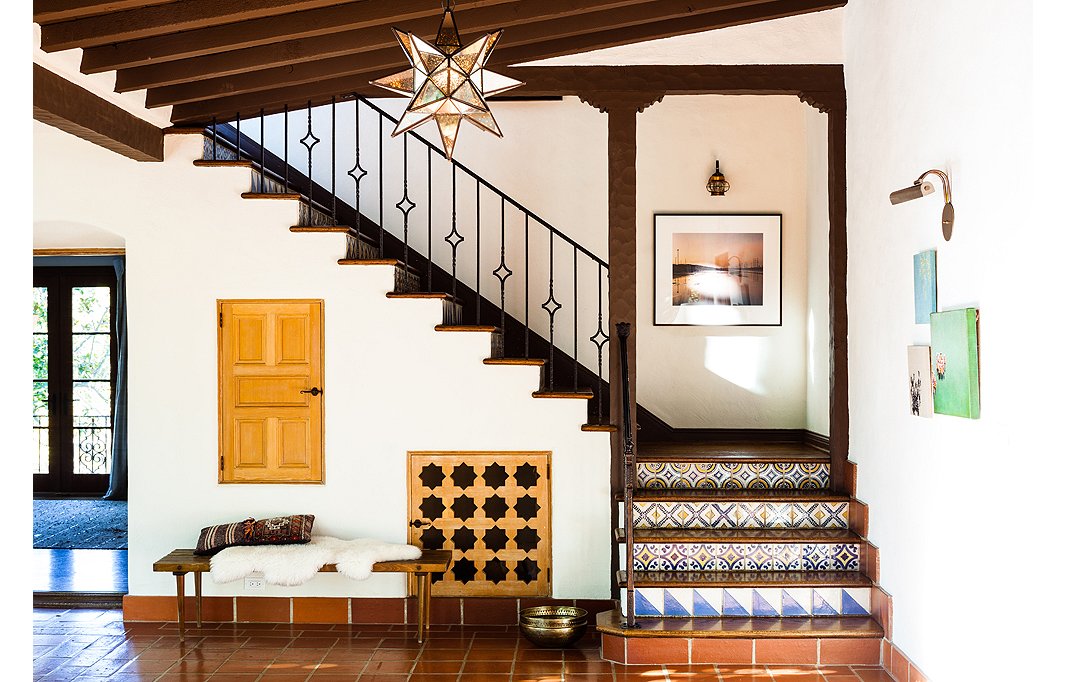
[483,358,546,366]
[193,159,254,168]
[630,489,850,502]
[615,528,863,543]
[636,442,829,463]
[617,570,873,588]
[532,390,594,399]
[595,609,883,638]
[434,325,500,333]
[582,424,618,432]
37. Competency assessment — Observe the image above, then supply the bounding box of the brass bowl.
[519,606,588,648]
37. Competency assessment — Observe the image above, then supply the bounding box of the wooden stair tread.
[193,159,254,168]
[532,390,594,400]
[483,358,546,366]
[616,528,862,543]
[617,570,873,588]
[582,424,617,432]
[164,127,207,135]
[241,192,302,200]
[630,489,849,502]
[595,609,883,639]
[636,442,829,463]
[290,225,355,233]
[435,325,500,333]
[385,292,459,301]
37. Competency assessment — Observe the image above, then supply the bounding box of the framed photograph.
[654,213,782,326]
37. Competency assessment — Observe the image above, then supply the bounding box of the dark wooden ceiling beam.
[114,0,661,92]
[33,63,163,162]
[40,0,361,52]
[168,62,843,125]
[80,0,518,74]
[34,0,173,24]
[145,0,785,108]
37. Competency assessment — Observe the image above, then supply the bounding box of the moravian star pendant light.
[371,0,524,160]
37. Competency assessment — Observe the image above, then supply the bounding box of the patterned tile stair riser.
[632,501,849,530]
[627,543,861,572]
[637,461,830,489]
[622,586,872,618]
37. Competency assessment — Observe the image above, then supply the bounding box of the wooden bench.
[153,549,452,643]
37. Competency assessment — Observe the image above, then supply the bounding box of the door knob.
[300,387,322,396]
[409,519,432,528]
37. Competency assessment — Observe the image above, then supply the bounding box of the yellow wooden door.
[218,300,324,483]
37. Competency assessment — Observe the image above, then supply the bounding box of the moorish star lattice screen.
[408,452,551,597]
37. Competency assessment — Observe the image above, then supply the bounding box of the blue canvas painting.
[913,250,937,324]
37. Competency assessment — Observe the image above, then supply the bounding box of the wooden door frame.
[33,265,118,495]
[505,64,848,492]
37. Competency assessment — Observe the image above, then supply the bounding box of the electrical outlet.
[244,577,265,591]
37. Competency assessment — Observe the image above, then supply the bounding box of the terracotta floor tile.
[418,648,470,661]
[362,658,417,674]
[460,660,514,674]
[853,670,897,682]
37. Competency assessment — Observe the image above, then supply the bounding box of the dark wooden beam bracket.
[33,63,163,162]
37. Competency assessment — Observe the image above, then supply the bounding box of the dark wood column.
[801,89,848,492]
[576,91,663,495]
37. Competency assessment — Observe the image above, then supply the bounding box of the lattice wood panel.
[408,452,551,597]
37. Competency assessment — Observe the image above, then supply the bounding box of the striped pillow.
[194,515,315,555]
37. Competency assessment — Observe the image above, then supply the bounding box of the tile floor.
[32,608,898,681]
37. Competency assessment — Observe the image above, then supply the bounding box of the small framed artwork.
[913,249,937,323]
[653,213,782,326]
[907,345,933,418]
[930,307,981,419]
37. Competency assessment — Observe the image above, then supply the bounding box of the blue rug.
[33,499,128,550]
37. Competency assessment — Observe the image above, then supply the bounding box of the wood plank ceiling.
[34,0,846,125]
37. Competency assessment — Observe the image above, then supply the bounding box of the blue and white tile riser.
[630,543,860,572]
[636,462,830,489]
[633,501,849,530]
[622,586,872,618]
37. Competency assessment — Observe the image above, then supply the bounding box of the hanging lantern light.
[706,160,731,196]
[370,0,524,160]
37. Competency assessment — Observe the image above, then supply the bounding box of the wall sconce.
[889,169,955,240]
[706,160,730,196]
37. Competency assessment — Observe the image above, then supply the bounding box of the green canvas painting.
[930,308,980,418]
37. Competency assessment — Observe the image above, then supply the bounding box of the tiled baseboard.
[883,639,930,682]
[122,595,615,626]
[599,634,883,665]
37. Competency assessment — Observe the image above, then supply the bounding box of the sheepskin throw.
[209,535,422,585]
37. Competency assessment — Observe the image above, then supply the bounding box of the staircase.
[598,331,887,666]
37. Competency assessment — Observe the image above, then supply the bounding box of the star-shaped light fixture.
[371,0,523,159]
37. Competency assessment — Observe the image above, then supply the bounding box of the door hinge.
[219,311,223,328]
[219,455,224,472]
[547,567,552,583]
[547,463,551,480]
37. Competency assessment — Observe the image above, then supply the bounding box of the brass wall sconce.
[706,160,730,196]
[890,169,955,240]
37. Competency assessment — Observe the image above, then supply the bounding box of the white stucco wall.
[845,0,1058,678]
[33,122,612,600]
[804,107,830,437]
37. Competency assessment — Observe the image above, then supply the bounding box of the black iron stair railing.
[201,96,612,423]
[616,321,637,629]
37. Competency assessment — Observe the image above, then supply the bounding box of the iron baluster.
[378,114,384,255]
[591,265,609,423]
[283,105,289,193]
[331,97,337,225]
[573,247,578,390]
[445,164,463,300]
[493,195,512,330]
[300,101,319,213]
[427,147,433,291]
[211,117,218,160]
[524,214,530,358]
[542,231,561,391]
[348,100,367,248]
[616,322,638,630]
[259,108,265,191]
[396,134,416,291]
[475,181,481,325]
[235,111,240,163]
